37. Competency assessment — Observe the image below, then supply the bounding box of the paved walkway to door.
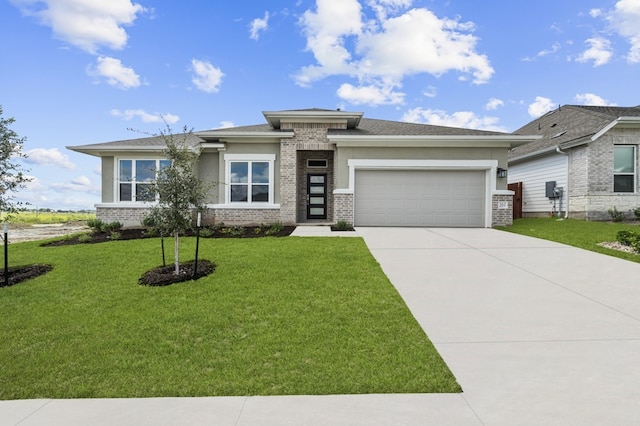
[358,227,640,425]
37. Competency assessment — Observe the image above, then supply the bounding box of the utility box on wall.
[545,181,557,198]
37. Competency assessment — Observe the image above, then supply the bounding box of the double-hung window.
[613,146,636,193]
[119,159,171,202]
[225,154,275,204]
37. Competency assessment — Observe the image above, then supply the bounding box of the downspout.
[555,146,569,219]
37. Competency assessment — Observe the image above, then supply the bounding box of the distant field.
[3,211,96,225]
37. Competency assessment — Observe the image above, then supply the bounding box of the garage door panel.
[355,170,486,227]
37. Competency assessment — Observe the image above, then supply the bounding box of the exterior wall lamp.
[497,167,507,179]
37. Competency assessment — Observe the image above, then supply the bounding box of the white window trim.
[223,154,276,206]
[613,145,636,193]
[115,158,169,203]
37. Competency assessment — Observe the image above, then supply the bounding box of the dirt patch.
[0,264,53,287]
[139,260,216,286]
[6,222,89,244]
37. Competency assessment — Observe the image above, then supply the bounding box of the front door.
[307,174,327,219]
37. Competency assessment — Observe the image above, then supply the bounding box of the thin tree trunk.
[174,231,180,275]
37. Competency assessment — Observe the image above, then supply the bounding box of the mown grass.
[3,211,95,225]
[497,218,640,263]
[0,236,460,399]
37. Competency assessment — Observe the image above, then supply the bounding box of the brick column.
[491,193,513,227]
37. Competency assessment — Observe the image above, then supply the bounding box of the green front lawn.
[0,236,460,399]
[498,218,640,263]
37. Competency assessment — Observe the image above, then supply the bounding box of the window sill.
[209,203,280,210]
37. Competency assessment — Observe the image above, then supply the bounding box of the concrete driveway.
[358,227,640,425]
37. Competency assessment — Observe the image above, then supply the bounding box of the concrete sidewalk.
[3,227,640,425]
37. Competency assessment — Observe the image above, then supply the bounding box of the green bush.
[608,207,624,222]
[77,233,91,244]
[86,218,104,232]
[265,222,284,236]
[633,207,640,220]
[335,220,353,231]
[199,228,213,238]
[617,229,640,251]
[109,231,121,241]
[101,221,123,233]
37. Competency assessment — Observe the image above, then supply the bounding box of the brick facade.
[567,128,640,220]
[491,194,514,227]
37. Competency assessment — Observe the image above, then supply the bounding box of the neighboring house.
[68,108,537,228]
[508,105,640,220]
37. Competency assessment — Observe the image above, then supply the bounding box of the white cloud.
[249,11,269,40]
[607,0,640,62]
[574,93,617,106]
[296,0,493,106]
[401,108,507,132]
[24,148,76,170]
[336,83,405,105]
[528,96,556,118]
[10,0,146,53]
[576,37,613,66]
[89,56,141,89]
[50,175,97,193]
[190,59,224,93]
[217,121,235,129]
[111,109,179,124]
[485,98,504,111]
[422,86,437,98]
[590,8,603,18]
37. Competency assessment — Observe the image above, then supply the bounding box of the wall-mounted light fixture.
[497,167,507,179]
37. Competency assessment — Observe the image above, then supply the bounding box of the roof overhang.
[194,131,294,143]
[263,110,363,129]
[591,116,640,141]
[66,145,168,157]
[328,134,540,148]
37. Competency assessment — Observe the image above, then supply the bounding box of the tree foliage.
[144,125,209,275]
[0,105,31,221]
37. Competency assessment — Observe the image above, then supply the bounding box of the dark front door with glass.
[307,174,327,219]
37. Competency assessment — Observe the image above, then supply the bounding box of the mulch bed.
[41,226,296,247]
[139,260,216,286]
[0,264,53,288]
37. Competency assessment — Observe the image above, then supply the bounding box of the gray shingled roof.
[68,132,203,152]
[330,118,507,136]
[510,105,640,159]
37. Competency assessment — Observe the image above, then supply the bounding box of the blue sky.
[2,0,639,210]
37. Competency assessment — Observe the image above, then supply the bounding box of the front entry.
[307,174,327,219]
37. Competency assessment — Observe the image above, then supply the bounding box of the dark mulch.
[41,226,296,247]
[139,260,215,286]
[0,264,53,288]
[330,225,356,232]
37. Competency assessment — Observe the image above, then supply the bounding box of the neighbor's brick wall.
[580,128,640,220]
[491,194,513,227]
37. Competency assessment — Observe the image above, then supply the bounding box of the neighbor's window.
[118,159,171,202]
[225,154,275,204]
[613,146,636,193]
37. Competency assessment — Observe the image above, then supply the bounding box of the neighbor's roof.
[510,105,640,160]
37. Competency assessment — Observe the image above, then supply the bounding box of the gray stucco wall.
[101,156,114,203]
[335,146,508,190]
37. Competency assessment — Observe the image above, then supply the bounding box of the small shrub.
[633,207,640,220]
[254,227,263,235]
[199,228,213,238]
[109,231,121,241]
[608,207,624,222]
[101,221,123,233]
[86,218,104,232]
[264,221,284,236]
[334,220,352,231]
[77,233,91,244]
[617,230,640,247]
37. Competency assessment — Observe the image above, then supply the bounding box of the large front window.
[119,159,171,202]
[614,146,636,193]
[225,154,275,204]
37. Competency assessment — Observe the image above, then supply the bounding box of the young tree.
[144,125,209,275]
[0,105,31,221]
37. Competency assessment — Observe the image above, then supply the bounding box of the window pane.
[136,160,156,182]
[159,160,171,170]
[230,162,248,183]
[252,162,269,183]
[136,183,155,202]
[614,175,634,193]
[120,160,132,182]
[252,185,269,202]
[614,146,635,173]
[231,185,248,202]
[120,183,132,201]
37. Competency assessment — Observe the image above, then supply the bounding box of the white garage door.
[354,169,486,227]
